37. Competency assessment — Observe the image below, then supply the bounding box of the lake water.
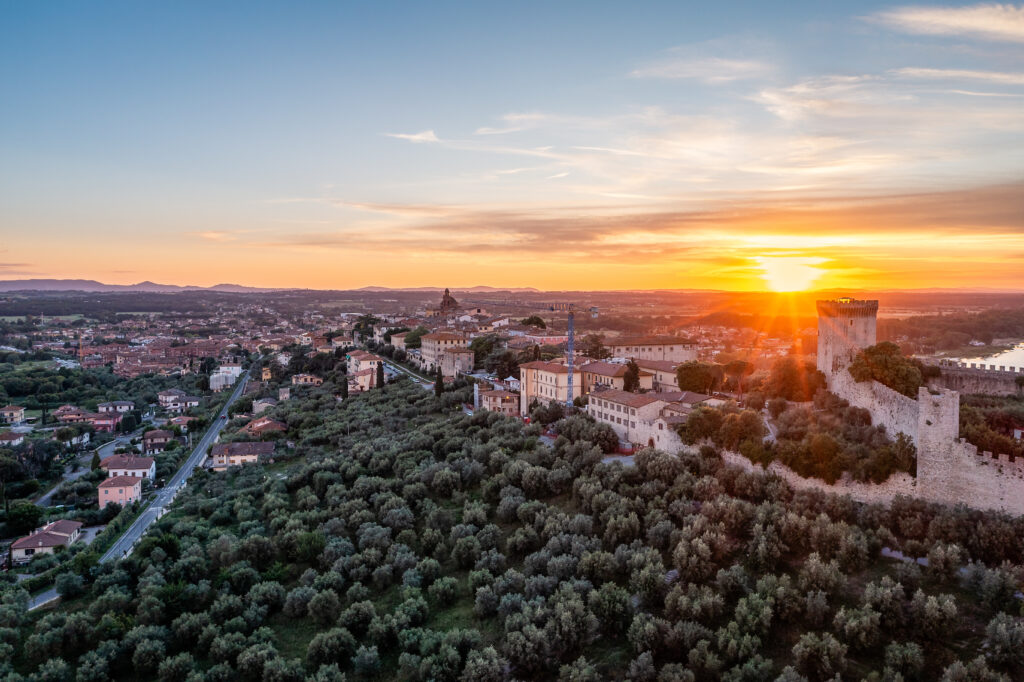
[958,342,1024,370]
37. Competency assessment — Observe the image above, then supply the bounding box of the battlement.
[939,359,1023,374]
[816,298,879,318]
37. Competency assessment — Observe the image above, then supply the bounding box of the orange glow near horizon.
[756,256,827,292]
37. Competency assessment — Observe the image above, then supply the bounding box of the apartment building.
[420,332,468,370]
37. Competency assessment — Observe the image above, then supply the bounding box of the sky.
[1,1,1023,291]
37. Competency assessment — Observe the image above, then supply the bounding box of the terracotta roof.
[99,475,142,488]
[211,442,275,457]
[0,432,23,442]
[635,359,681,372]
[423,332,466,341]
[143,429,172,440]
[100,455,155,470]
[46,519,83,535]
[589,388,663,409]
[580,361,628,377]
[608,336,697,347]
[481,390,517,399]
[519,360,577,374]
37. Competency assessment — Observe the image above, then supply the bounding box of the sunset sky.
[2,1,1023,291]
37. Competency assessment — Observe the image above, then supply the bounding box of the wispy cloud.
[872,3,1024,43]
[892,66,1024,84]
[384,130,439,143]
[191,231,238,242]
[631,56,771,83]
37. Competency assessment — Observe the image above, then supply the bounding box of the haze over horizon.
[3,2,1024,291]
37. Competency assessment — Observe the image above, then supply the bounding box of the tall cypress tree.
[434,366,443,398]
[340,378,349,400]
[376,362,385,389]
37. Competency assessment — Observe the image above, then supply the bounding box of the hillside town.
[1,286,1023,679]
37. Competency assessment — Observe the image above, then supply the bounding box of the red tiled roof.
[99,475,142,488]
[608,336,697,347]
[589,388,664,409]
[211,442,275,457]
[100,455,155,470]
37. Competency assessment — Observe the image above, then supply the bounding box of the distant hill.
[355,285,541,293]
[0,279,284,293]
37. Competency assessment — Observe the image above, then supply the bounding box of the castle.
[816,298,1024,516]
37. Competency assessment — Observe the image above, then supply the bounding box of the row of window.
[591,398,636,415]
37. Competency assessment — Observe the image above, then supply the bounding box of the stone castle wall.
[929,362,1023,397]
[827,370,921,445]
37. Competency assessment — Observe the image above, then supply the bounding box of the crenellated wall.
[930,361,1024,397]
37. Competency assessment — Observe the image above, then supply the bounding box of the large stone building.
[606,336,697,363]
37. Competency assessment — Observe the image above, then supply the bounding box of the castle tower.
[816,298,878,375]
[915,386,960,495]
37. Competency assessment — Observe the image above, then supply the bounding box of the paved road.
[97,372,250,564]
[34,433,137,507]
[382,360,433,392]
[28,375,250,611]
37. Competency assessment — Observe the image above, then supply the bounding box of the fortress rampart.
[930,360,1024,397]
[811,298,1024,517]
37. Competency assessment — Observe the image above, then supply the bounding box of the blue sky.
[2,1,1023,289]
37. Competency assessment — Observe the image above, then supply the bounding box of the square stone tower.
[816,298,879,375]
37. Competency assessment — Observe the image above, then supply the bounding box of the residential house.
[54,405,87,424]
[97,401,134,413]
[88,412,123,433]
[244,416,287,437]
[346,349,384,374]
[0,432,25,447]
[209,442,275,471]
[98,476,142,510]
[164,396,201,414]
[10,520,83,564]
[142,429,173,455]
[480,389,519,416]
[0,405,25,424]
[158,389,187,409]
[518,360,582,415]
[390,332,408,351]
[100,455,157,479]
[606,336,698,363]
[168,415,194,433]
[441,347,475,378]
[291,373,323,386]
[350,368,377,392]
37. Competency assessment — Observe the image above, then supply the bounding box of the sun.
[756,256,826,292]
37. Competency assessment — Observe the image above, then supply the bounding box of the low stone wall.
[712,444,1024,517]
[717,450,919,506]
